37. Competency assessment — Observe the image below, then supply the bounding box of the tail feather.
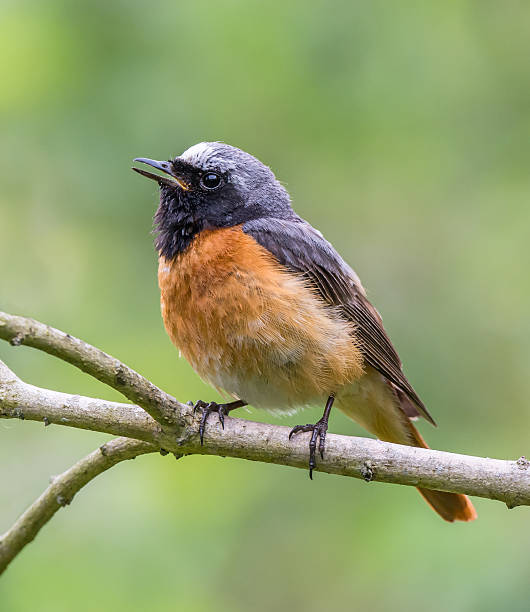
[417,488,477,522]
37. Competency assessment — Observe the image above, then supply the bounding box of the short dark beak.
[132,157,188,190]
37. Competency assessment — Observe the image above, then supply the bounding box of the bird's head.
[133,142,292,259]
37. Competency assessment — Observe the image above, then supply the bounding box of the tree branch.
[0,359,162,442]
[1,351,529,507]
[1,310,530,572]
[0,437,157,575]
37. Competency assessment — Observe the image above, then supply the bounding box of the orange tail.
[407,421,477,522]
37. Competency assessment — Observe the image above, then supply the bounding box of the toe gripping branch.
[289,395,335,479]
[193,399,247,445]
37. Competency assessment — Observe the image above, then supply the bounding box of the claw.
[319,429,327,460]
[193,399,207,414]
[191,399,247,445]
[288,395,335,478]
[198,402,216,445]
[288,424,313,440]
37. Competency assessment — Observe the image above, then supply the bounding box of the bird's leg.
[193,399,247,445]
[289,394,335,479]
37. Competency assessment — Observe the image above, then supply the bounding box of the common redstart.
[133,142,476,522]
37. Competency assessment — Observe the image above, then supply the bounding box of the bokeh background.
[1,1,530,610]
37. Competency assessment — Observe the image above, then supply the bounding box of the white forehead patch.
[180,142,215,163]
[179,142,229,171]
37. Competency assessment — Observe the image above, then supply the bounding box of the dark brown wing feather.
[243,216,435,425]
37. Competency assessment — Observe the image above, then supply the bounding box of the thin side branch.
[0,437,157,575]
[0,311,183,428]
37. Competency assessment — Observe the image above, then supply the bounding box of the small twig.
[0,437,157,575]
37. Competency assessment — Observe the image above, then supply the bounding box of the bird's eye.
[200,172,222,190]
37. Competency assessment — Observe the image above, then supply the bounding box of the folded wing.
[243,216,435,425]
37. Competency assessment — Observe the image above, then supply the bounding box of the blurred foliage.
[1,1,530,610]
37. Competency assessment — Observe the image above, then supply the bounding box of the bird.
[132,142,477,522]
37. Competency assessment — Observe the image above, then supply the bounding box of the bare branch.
[2,356,529,509]
[0,437,157,575]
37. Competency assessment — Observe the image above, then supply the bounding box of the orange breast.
[158,226,363,410]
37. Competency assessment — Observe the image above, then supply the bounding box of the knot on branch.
[114,364,129,387]
[9,332,26,347]
[360,460,375,482]
[517,456,530,470]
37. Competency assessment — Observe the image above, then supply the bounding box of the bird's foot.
[289,418,329,479]
[288,395,335,479]
[192,399,247,445]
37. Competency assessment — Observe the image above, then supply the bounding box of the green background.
[1,1,529,610]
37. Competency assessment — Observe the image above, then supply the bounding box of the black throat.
[153,187,204,260]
